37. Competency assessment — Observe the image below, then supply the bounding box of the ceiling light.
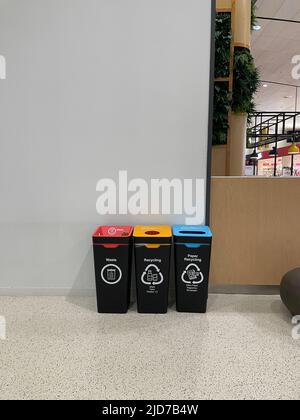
[253,25,262,31]
[263,84,268,88]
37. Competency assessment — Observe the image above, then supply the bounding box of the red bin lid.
[93,226,133,244]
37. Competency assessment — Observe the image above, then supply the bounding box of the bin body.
[173,226,212,313]
[134,226,172,314]
[92,226,133,313]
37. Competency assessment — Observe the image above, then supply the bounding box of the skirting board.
[0,286,280,297]
[0,288,96,297]
[209,285,280,295]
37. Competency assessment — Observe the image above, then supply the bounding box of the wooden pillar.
[229,113,247,176]
[227,0,251,176]
[216,0,232,12]
[233,0,251,48]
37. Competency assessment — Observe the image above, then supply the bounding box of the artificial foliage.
[213,82,231,145]
[251,0,258,30]
[215,13,232,78]
[232,47,260,115]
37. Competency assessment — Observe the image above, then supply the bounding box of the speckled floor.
[0,294,299,400]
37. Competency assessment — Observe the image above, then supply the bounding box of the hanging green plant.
[213,82,231,145]
[215,13,232,78]
[251,0,258,30]
[232,47,260,115]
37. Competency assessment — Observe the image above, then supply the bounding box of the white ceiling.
[252,0,300,112]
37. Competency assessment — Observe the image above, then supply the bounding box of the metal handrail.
[250,112,300,133]
[247,112,300,149]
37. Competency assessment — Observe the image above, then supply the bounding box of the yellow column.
[216,0,232,12]
[233,0,251,48]
[229,113,247,176]
[228,0,252,176]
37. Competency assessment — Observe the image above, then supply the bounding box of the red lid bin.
[92,226,133,314]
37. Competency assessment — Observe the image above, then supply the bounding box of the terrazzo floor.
[0,294,299,400]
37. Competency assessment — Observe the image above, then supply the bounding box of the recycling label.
[182,264,204,285]
[180,260,205,293]
[141,264,164,286]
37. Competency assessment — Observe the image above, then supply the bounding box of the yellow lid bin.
[133,226,172,314]
[133,225,172,240]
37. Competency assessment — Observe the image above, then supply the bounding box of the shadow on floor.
[65,247,97,312]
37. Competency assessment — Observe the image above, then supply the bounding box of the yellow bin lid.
[134,226,172,238]
[134,226,172,245]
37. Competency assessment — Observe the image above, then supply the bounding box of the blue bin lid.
[173,225,212,238]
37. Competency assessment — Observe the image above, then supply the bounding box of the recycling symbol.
[141,264,164,286]
[181,264,204,285]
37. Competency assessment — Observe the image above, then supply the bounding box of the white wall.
[0,0,213,293]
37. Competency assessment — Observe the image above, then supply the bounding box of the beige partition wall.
[210,177,300,285]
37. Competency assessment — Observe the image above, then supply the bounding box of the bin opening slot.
[145,231,160,236]
[179,231,206,235]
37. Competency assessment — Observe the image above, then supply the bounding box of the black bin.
[173,225,212,313]
[134,226,172,314]
[92,226,133,313]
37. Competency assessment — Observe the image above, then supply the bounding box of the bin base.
[137,308,168,315]
[176,302,207,314]
[97,309,129,314]
[97,302,130,314]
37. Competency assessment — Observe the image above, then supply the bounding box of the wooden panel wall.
[210,177,300,285]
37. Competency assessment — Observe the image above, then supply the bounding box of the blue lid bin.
[173,226,212,313]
